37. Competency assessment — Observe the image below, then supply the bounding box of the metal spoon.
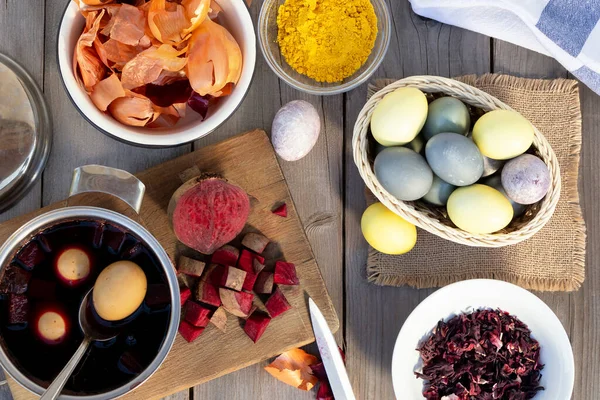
[40,288,117,400]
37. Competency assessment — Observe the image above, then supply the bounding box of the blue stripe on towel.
[572,65,600,93]
[536,0,600,57]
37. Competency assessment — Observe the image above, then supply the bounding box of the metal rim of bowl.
[0,53,52,212]
[56,0,257,149]
[0,207,181,400]
[257,0,392,95]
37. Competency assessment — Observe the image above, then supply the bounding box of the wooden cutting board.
[3,129,339,400]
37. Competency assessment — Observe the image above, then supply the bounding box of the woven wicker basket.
[353,76,561,247]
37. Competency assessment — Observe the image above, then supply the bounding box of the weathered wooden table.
[1,1,598,399]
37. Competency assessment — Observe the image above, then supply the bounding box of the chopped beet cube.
[16,241,45,270]
[92,221,105,248]
[185,302,212,328]
[0,264,32,294]
[219,288,254,317]
[195,279,221,307]
[202,264,226,286]
[178,256,206,277]
[8,294,29,324]
[241,233,270,254]
[178,320,204,343]
[222,266,247,291]
[145,284,171,308]
[254,271,274,294]
[272,203,287,217]
[209,307,227,332]
[27,279,57,299]
[177,273,198,290]
[118,351,145,375]
[265,287,292,318]
[274,261,299,286]
[120,242,144,260]
[238,250,265,291]
[243,311,271,343]
[36,235,52,253]
[317,380,334,400]
[103,228,126,254]
[180,287,192,306]
[211,245,240,266]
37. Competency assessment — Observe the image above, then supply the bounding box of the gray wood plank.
[0,0,46,223]
[570,84,600,400]
[343,1,491,399]
[193,0,344,398]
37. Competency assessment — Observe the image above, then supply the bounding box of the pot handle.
[69,165,145,213]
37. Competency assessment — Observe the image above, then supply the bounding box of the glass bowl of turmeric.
[258,0,391,95]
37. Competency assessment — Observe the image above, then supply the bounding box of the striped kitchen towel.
[409,0,600,95]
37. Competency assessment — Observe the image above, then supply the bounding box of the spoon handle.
[40,337,91,400]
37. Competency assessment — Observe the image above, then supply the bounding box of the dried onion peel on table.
[415,309,544,400]
[72,0,242,128]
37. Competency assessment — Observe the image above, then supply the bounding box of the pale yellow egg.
[38,311,66,341]
[93,261,147,321]
[361,203,417,255]
[472,110,534,160]
[447,184,514,234]
[370,88,428,146]
[56,247,91,282]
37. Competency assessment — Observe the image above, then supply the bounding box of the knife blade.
[309,298,355,400]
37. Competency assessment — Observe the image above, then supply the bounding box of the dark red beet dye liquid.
[0,220,171,395]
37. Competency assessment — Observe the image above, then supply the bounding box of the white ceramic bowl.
[392,279,574,400]
[57,1,256,147]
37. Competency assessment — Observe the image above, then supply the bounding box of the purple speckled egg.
[501,154,550,205]
[271,100,321,161]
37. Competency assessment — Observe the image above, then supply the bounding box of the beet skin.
[169,175,250,254]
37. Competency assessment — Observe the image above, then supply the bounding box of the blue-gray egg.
[422,175,456,206]
[374,147,433,201]
[482,156,504,177]
[422,97,470,141]
[482,175,527,217]
[425,132,484,186]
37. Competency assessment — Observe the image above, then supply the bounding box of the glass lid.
[0,53,51,212]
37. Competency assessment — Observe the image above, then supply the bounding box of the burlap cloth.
[366,74,586,292]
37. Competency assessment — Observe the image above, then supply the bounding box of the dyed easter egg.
[421,97,470,141]
[422,175,456,206]
[374,147,433,201]
[472,110,534,160]
[447,184,514,234]
[501,154,551,204]
[371,88,428,146]
[361,203,417,255]
[425,132,483,186]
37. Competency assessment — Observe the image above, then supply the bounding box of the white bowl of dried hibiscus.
[58,0,256,147]
[392,279,574,400]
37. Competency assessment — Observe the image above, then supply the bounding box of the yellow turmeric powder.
[277,0,378,83]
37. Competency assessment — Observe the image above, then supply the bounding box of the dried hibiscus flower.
[72,0,241,128]
[415,309,544,400]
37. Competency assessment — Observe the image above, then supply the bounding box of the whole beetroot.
[168,174,250,254]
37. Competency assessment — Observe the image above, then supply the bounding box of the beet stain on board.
[416,309,544,400]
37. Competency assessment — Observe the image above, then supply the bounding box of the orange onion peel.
[121,44,188,90]
[108,4,146,46]
[74,9,106,91]
[264,349,319,391]
[186,18,242,96]
[108,90,179,127]
[147,0,211,45]
[90,73,125,111]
